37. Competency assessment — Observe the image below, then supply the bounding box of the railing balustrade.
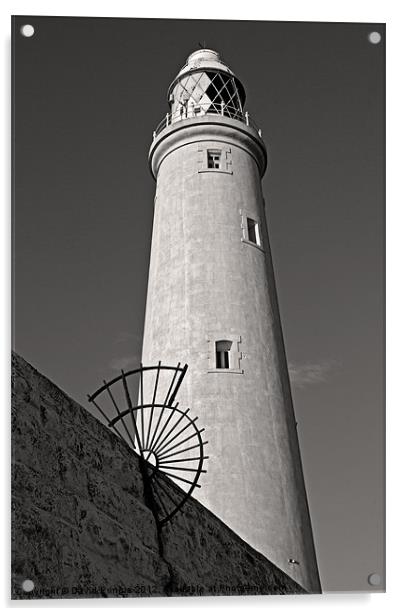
[152,103,263,140]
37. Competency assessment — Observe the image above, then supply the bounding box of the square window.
[198,145,232,174]
[247,217,261,246]
[207,150,221,169]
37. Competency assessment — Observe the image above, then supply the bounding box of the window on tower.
[208,334,243,373]
[246,217,261,246]
[207,149,221,169]
[198,145,232,174]
[215,340,232,369]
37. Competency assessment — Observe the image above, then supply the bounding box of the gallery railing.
[152,103,263,140]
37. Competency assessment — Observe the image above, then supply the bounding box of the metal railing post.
[153,108,262,140]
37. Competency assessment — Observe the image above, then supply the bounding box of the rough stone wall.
[11,352,306,599]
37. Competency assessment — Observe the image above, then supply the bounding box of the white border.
[2,1,400,614]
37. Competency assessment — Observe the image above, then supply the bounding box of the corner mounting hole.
[368,573,381,586]
[368,31,381,45]
[22,579,35,592]
[20,24,35,38]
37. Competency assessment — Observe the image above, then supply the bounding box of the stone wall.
[11,352,306,599]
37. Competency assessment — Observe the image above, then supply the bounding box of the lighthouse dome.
[176,48,236,79]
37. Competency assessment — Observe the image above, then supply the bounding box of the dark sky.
[12,16,385,592]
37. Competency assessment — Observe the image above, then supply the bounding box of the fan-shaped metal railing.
[87,363,208,525]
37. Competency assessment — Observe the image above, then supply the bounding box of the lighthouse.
[141,48,321,593]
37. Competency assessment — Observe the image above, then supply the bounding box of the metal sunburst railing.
[87,363,208,525]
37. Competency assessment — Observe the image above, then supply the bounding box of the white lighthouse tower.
[141,48,321,593]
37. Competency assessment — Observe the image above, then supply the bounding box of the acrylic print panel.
[12,16,385,598]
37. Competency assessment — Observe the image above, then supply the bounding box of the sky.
[12,16,385,592]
